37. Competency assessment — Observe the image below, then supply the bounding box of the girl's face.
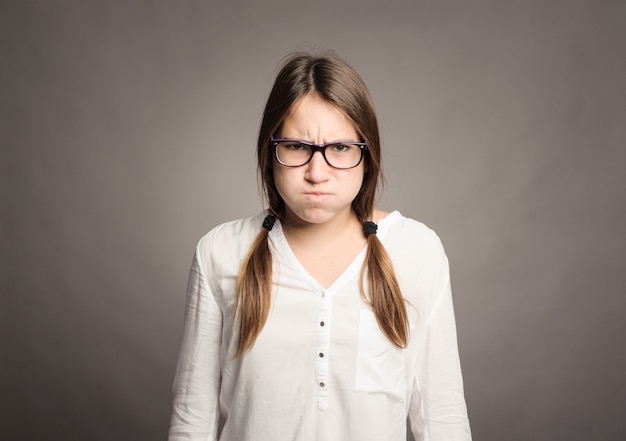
[273,93,366,227]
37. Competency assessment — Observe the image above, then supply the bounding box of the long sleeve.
[408,251,472,441]
[169,247,223,441]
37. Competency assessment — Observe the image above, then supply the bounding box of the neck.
[281,208,362,246]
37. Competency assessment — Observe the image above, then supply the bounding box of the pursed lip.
[303,191,332,201]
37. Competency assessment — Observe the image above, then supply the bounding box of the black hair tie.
[363,221,378,237]
[262,214,276,231]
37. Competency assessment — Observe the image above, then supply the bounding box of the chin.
[296,211,333,225]
[289,205,349,226]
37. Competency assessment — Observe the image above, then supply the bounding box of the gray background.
[2,1,625,440]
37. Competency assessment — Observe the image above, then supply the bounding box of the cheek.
[345,169,366,198]
[354,165,367,188]
[272,168,283,197]
[272,166,292,199]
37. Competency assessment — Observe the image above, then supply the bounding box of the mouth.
[304,191,332,201]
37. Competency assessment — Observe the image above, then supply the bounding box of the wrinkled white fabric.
[169,211,471,441]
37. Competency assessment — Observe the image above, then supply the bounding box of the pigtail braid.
[234,225,273,357]
[359,231,409,348]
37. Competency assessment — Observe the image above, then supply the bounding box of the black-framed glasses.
[271,136,368,169]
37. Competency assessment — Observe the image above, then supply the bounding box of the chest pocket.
[355,309,406,402]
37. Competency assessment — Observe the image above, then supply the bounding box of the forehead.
[280,94,358,140]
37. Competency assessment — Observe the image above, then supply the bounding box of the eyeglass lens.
[275,141,363,169]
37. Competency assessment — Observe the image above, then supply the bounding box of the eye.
[329,144,352,153]
[284,142,308,151]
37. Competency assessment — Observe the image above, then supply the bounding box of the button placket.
[315,290,331,410]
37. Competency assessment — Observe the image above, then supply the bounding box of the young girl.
[168,51,472,441]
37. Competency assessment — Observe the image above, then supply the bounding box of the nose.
[304,151,331,183]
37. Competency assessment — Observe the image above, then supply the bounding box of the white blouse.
[168,211,471,441]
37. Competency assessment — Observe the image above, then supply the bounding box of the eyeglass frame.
[270,136,368,169]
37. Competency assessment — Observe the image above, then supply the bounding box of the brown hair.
[235,51,408,356]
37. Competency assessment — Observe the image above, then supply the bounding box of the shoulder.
[379,211,451,306]
[195,211,266,272]
[379,210,446,259]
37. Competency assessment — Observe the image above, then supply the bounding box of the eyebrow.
[273,137,364,144]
